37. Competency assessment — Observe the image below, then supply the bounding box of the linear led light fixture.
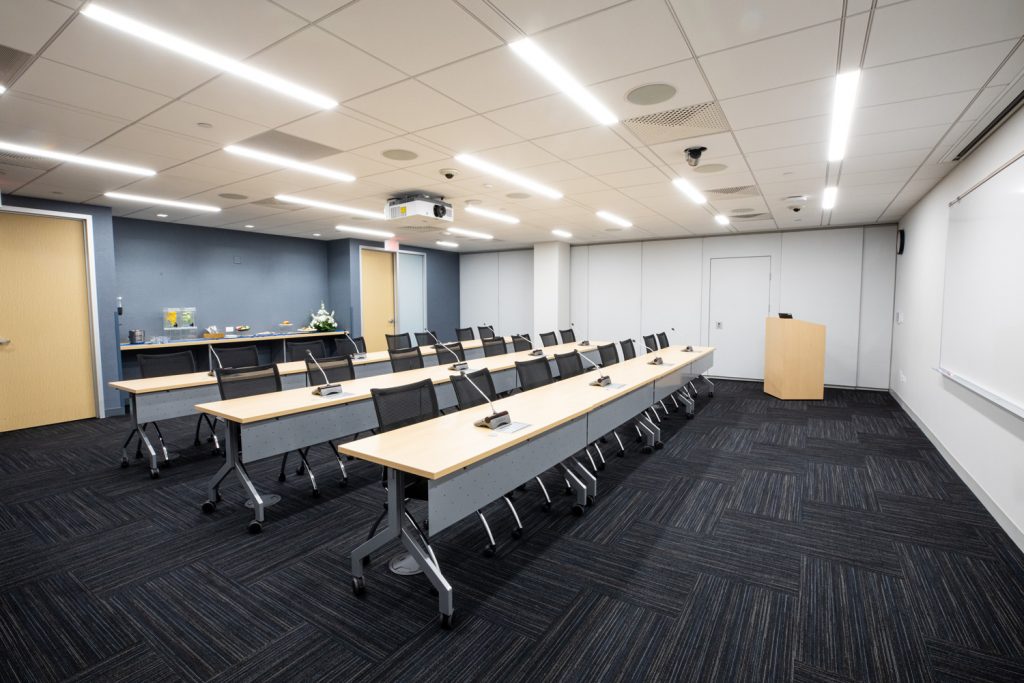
[464,205,519,224]
[454,154,562,199]
[0,140,155,176]
[714,214,730,226]
[551,229,573,238]
[225,145,354,182]
[80,4,337,109]
[828,70,861,161]
[822,186,838,210]
[509,38,617,126]
[104,191,220,212]
[447,226,493,240]
[671,177,707,205]
[0,85,6,94]
[596,210,632,228]
[335,225,394,238]
[274,194,385,219]
[436,240,459,248]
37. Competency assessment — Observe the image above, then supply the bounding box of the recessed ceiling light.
[0,140,155,176]
[275,194,385,219]
[506,192,531,200]
[455,154,562,199]
[244,224,254,228]
[104,191,221,212]
[446,227,493,240]
[224,145,354,182]
[382,149,418,161]
[312,233,321,237]
[551,229,573,238]
[335,225,395,238]
[464,205,519,224]
[80,4,337,109]
[0,85,6,95]
[714,214,730,226]
[436,240,459,248]
[672,177,707,205]
[828,70,861,162]
[822,186,838,210]
[196,122,213,128]
[596,210,632,228]
[218,192,248,200]
[483,183,494,189]
[464,199,482,206]
[509,38,617,125]
[626,83,676,106]
[157,213,168,218]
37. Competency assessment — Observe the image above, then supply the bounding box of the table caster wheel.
[352,577,365,596]
[687,413,695,420]
[542,501,552,512]
[597,462,606,471]
[278,473,286,483]
[440,612,454,629]
[340,477,349,487]
[120,460,129,469]
[708,392,714,398]
[587,495,596,507]
[311,488,320,498]
[655,441,664,450]
[247,520,262,534]
[642,446,654,454]
[572,504,585,517]
[201,500,216,514]
[512,528,523,539]
[295,464,305,475]
[563,486,572,496]
[483,543,496,557]
[149,469,160,479]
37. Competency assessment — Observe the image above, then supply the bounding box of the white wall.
[534,242,570,335]
[459,250,533,336]
[891,107,1024,548]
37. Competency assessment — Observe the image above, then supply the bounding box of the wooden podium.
[764,317,826,400]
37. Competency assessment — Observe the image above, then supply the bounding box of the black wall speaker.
[897,229,906,255]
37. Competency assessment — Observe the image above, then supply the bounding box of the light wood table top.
[338,346,714,480]
[193,341,610,424]
[119,329,351,351]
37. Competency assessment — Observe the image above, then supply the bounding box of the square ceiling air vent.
[0,150,57,171]
[0,44,32,84]
[705,185,759,200]
[237,130,342,160]
[622,101,730,145]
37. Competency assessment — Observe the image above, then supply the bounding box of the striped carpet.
[2,381,1024,682]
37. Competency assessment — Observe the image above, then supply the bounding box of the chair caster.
[213,448,224,457]
[483,543,496,557]
[516,483,527,492]
[120,459,129,469]
[149,469,160,479]
[587,495,596,507]
[440,612,454,629]
[206,436,215,444]
[512,528,523,539]
[340,477,349,488]
[642,446,654,454]
[599,436,607,444]
[655,441,664,450]
[247,520,263,534]
[201,500,216,514]
[542,501,552,512]
[597,462,606,471]
[708,392,714,398]
[572,504,585,517]
[352,576,365,596]
[278,473,287,482]
[686,413,695,420]
[311,488,320,498]
[563,485,573,496]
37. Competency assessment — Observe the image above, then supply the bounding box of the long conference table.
[338,345,714,627]
[108,336,520,477]
[193,341,608,530]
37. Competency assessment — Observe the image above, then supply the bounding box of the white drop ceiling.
[0,0,1022,251]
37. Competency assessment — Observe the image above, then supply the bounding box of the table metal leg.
[401,526,453,621]
[560,462,589,508]
[137,423,160,477]
[351,468,404,579]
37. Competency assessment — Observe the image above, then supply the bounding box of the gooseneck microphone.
[457,370,511,429]
[636,339,664,366]
[308,350,345,396]
[578,351,612,386]
[511,334,544,356]
[571,322,590,346]
[207,346,224,376]
[424,329,468,370]
[344,334,366,360]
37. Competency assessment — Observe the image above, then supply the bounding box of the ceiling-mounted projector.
[385,193,453,222]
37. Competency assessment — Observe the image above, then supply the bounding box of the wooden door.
[360,249,395,353]
[0,212,97,431]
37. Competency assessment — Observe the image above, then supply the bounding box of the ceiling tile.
[183,76,320,129]
[0,0,72,54]
[140,102,267,146]
[0,92,129,150]
[720,77,834,129]
[753,161,828,184]
[844,124,950,159]
[598,166,671,188]
[745,141,828,170]
[699,21,840,100]
[649,132,741,168]
[734,115,830,152]
[588,60,714,122]
[471,141,557,169]
[350,136,451,168]
[839,148,929,175]
[533,126,629,160]
[86,124,218,170]
[668,0,843,55]
[319,0,501,75]
[838,11,869,72]
[487,0,624,34]
[0,165,48,193]
[418,47,557,113]
[485,93,598,138]
[571,148,652,176]
[279,110,396,152]
[838,167,916,188]
[851,90,975,136]
[14,182,99,203]
[345,80,474,132]
[416,116,523,153]
[273,0,350,21]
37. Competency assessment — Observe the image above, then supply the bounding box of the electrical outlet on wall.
[233,256,241,264]
[896,311,904,324]
[899,370,907,384]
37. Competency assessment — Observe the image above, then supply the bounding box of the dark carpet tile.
[806,418,859,443]
[754,421,808,449]
[866,455,950,500]
[925,639,1024,683]
[14,488,135,542]
[696,425,755,453]
[792,661,861,683]
[728,468,802,521]
[805,463,879,511]
[645,476,731,534]
[852,414,906,438]
[64,643,182,683]
[797,556,932,683]
[875,490,1000,534]
[662,573,797,682]
[567,485,655,545]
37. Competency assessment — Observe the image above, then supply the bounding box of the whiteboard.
[940,153,1024,419]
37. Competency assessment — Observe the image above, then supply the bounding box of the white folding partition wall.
[459,250,533,336]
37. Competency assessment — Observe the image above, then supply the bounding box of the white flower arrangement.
[309,301,337,331]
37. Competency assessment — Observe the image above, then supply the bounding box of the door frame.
[706,255,773,380]
[0,204,105,417]
[358,245,428,337]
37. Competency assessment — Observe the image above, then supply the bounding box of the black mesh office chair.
[657,331,670,349]
[554,351,584,380]
[559,328,576,344]
[512,333,532,352]
[478,325,496,340]
[516,356,554,391]
[337,334,366,356]
[540,331,558,347]
[415,331,438,347]
[455,327,474,342]
[642,335,658,355]
[286,339,327,362]
[214,344,259,369]
[597,343,619,367]
[620,339,637,361]
[385,332,412,351]
[434,341,465,365]
[305,355,355,385]
[389,346,424,372]
[132,351,210,472]
[482,337,507,357]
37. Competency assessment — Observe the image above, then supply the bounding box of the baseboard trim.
[890,389,1024,551]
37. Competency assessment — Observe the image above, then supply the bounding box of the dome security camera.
[684,146,707,167]
[439,168,459,180]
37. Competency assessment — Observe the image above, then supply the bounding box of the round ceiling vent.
[693,163,728,174]
[382,149,418,161]
[730,208,755,215]
[218,192,248,200]
[626,83,677,106]
[196,122,213,128]
[604,227,623,232]
[464,199,482,205]
[506,192,530,199]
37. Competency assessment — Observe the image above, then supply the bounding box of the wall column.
[533,241,571,338]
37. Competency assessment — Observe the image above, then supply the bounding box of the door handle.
[387,319,395,324]
[0,338,10,345]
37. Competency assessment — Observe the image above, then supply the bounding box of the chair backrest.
[450,368,497,410]
[213,345,260,369]
[415,331,438,347]
[620,339,637,361]
[435,341,466,364]
[512,333,532,352]
[305,355,354,385]
[335,334,366,355]
[455,327,475,341]
[385,332,412,351]
[286,339,327,362]
[597,343,619,367]
[138,350,196,378]
[554,351,584,380]
[642,334,659,354]
[482,337,507,357]
[478,325,496,340]
[215,364,282,400]
[657,331,670,349]
[371,378,439,432]
[516,356,553,391]
[389,346,424,372]
[540,331,558,347]
[559,328,576,343]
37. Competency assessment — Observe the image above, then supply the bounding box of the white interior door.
[396,251,426,336]
[708,256,771,379]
